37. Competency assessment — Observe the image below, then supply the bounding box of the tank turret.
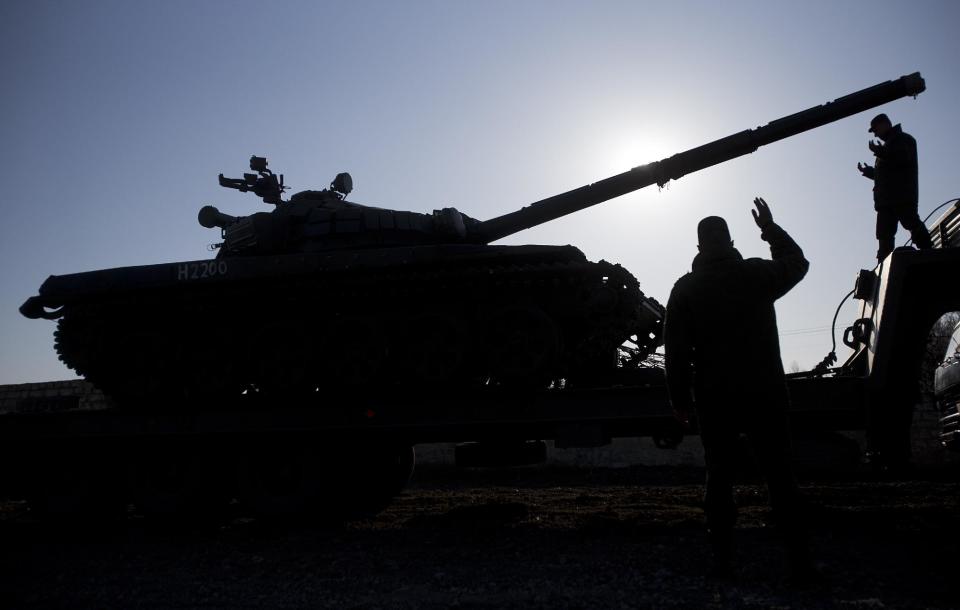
[206,156,480,255]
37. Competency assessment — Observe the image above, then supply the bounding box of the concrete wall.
[0,380,108,415]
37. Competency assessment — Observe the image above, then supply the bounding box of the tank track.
[54,255,662,406]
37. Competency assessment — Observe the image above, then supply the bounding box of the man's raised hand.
[752,197,773,229]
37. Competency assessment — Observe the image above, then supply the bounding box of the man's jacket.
[664,223,809,410]
[862,124,919,210]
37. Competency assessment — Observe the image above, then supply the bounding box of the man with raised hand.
[664,197,815,581]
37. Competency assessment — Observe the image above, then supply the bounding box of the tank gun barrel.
[474,72,925,243]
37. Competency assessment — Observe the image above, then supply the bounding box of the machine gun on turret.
[218,155,288,205]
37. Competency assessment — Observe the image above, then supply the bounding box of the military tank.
[21,73,926,406]
[25,160,659,401]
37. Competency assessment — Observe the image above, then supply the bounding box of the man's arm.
[749,197,810,300]
[872,133,915,168]
[664,286,695,427]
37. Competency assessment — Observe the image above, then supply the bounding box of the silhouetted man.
[664,198,813,580]
[857,113,932,262]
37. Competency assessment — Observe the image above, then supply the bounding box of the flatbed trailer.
[0,371,868,517]
[0,375,870,446]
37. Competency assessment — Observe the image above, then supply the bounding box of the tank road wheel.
[235,439,328,517]
[327,317,386,387]
[251,324,318,396]
[128,440,228,519]
[485,306,560,388]
[395,313,469,386]
[106,330,177,405]
[180,329,243,401]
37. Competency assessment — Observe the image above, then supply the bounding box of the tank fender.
[19,295,64,320]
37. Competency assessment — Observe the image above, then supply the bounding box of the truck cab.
[838,199,960,464]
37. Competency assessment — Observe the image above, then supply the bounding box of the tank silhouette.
[21,74,925,405]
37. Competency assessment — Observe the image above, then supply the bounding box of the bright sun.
[591,127,689,179]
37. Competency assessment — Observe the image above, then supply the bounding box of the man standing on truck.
[664,198,814,580]
[857,113,933,262]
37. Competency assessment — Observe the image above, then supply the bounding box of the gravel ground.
[1,464,958,609]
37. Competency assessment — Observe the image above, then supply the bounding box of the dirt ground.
[1,463,958,609]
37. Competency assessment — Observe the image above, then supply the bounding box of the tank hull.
[36,244,663,405]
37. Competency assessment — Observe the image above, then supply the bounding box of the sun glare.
[590,128,688,179]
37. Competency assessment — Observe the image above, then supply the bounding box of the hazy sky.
[1,0,958,383]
